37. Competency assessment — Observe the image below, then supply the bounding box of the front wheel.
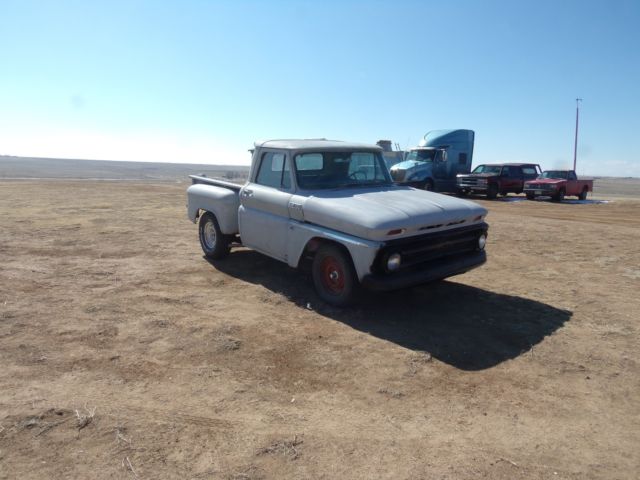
[552,189,565,202]
[198,212,230,259]
[312,244,359,307]
[486,184,498,200]
[422,180,434,192]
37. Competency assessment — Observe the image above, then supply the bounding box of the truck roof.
[477,162,540,167]
[254,139,382,151]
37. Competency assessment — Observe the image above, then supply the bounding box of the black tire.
[198,212,230,259]
[312,244,359,307]
[552,189,565,203]
[486,184,498,200]
[422,180,434,192]
[500,191,509,197]
[526,193,535,200]
[578,187,588,200]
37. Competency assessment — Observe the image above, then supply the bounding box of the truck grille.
[458,177,481,186]
[527,183,553,190]
[373,223,488,274]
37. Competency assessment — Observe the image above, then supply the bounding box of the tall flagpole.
[573,98,582,171]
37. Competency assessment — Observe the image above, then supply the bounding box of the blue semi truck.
[388,129,475,192]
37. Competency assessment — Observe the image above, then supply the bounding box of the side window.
[256,152,290,189]
[568,171,577,180]
[511,167,523,177]
[522,166,537,177]
[458,153,467,165]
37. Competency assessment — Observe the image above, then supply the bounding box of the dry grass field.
[1,168,639,479]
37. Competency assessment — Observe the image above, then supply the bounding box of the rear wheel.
[578,187,588,200]
[526,193,535,200]
[198,212,230,259]
[312,244,359,307]
[486,184,498,200]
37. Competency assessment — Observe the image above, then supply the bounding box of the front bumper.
[361,250,486,292]
[523,186,556,196]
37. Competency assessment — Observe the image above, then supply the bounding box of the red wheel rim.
[320,256,345,294]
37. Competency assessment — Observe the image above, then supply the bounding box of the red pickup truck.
[523,170,593,201]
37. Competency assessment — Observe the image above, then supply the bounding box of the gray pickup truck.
[187,139,489,306]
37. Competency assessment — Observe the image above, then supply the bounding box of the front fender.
[286,221,382,281]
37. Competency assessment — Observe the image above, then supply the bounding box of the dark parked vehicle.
[456,163,542,199]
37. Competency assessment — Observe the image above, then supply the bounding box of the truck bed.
[186,176,242,233]
[189,175,243,191]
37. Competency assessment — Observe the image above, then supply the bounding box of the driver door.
[433,150,448,180]
[238,150,293,261]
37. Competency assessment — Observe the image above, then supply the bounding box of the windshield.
[405,149,437,163]
[294,151,392,189]
[540,170,568,179]
[472,165,502,174]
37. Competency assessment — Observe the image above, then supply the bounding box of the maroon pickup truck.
[456,163,541,199]
[524,170,593,201]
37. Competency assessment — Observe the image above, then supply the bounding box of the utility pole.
[573,98,582,171]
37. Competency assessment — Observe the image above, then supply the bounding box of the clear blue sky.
[1,0,639,175]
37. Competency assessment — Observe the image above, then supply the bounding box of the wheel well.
[298,237,354,270]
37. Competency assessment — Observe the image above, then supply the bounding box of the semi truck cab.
[389,129,475,192]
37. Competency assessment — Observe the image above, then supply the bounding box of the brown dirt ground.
[0,180,638,479]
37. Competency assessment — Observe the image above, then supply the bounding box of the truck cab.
[389,129,475,192]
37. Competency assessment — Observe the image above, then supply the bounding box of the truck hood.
[301,186,487,242]
[457,173,496,179]
[527,178,565,185]
[390,160,425,171]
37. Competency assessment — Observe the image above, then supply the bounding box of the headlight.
[478,234,487,250]
[387,253,402,271]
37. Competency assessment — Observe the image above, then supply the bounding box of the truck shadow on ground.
[208,250,572,371]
